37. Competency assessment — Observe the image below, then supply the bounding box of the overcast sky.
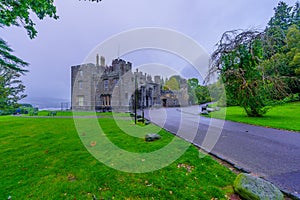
[0,0,297,104]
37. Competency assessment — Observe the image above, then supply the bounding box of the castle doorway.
[162,99,167,107]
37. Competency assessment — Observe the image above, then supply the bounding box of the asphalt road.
[144,106,300,198]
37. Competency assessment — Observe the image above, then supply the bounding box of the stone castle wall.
[71,56,189,111]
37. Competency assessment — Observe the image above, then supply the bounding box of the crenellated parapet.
[71,55,189,111]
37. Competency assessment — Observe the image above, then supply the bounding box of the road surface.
[144,106,300,198]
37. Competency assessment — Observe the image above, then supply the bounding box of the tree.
[187,78,214,105]
[195,85,210,104]
[0,0,58,72]
[187,78,198,104]
[0,0,58,39]
[291,1,300,27]
[0,38,28,73]
[264,1,300,58]
[287,25,300,74]
[263,2,300,95]
[207,81,224,103]
[207,2,300,117]
[164,76,180,91]
[81,0,102,2]
[208,29,287,117]
[263,25,300,95]
[187,78,199,90]
[268,1,293,31]
[0,68,26,110]
[0,0,58,110]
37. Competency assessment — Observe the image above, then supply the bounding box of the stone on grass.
[201,110,209,115]
[234,173,284,200]
[145,133,161,142]
[137,118,145,123]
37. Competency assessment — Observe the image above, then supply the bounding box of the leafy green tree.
[208,2,300,117]
[187,78,198,89]
[264,1,299,58]
[187,78,214,105]
[263,24,300,95]
[195,85,210,104]
[0,0,58,72]
[268,1,293,31]
[287,25,300,69]
[207,81,224,102]
[291,2,300,27]
[81,0,102,2]
[164,76,180,90]
[0,0,58,110]
[0,38,28,73]
[0,68,26,110]
[187,78,199,104]
[208,29,287,117]
[0,0,58,39]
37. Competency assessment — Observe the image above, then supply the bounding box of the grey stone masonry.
[71,55,189,111]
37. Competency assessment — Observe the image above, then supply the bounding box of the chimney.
[100,56,105,66]
[96,54,99,66]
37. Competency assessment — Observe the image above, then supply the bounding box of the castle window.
[78,96,84,106]
[79,70,83,77]
[78,81,83,89]
[114,79,119,86]
[104,80,108,91]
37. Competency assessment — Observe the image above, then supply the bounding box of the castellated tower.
[71,55,140,111]
[71,55,189,111]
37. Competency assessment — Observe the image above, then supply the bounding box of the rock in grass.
[234,173,284,200]
[145,133,161,142]
[137,118,145,123]
[201,110,209,115]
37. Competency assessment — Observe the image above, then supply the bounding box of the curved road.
[144,106,300,198]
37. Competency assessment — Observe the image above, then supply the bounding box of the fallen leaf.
[90,141,97,147]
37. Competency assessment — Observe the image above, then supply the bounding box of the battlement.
[103,58,132,75]
[71,55,189,111]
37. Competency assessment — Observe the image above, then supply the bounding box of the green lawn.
[208,101,300,132]
[0,114,236,200]
[35,110,125,117]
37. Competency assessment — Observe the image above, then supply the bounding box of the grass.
[34,110,126,117]
[208,101,300,132]
[0,114,236,200]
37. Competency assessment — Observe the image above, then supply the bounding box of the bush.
[281,93,299,103]
[0,109,14,116]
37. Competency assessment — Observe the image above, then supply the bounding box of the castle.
[71,55,189,111]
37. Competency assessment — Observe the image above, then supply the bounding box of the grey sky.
[0,0,297,105]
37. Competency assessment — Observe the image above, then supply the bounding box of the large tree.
[164,76,180,91]
[264,1,300,58]
[0,68,26,110]
[0,0,58,72]
[187,78,198,104]
[263,2,300,94]
[207,1,300,117]
[0,0,58,110]
[263,24,300,94]
[208,29,288,117]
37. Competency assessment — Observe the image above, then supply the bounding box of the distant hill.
[20,96,70,109]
